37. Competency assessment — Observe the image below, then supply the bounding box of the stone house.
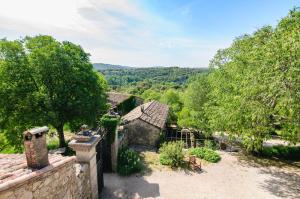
[121,101,169,147]
[107,92,143,116]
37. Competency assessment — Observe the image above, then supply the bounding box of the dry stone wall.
[0,158,91,199]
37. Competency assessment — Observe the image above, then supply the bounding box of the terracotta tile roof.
[0,154,73,185]
[107,92,132,107]
[122,100,169,129]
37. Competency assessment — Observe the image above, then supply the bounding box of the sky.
[0,0,299,68]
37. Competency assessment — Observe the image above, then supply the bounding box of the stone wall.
[124,119,162,146]
[118,131,128,148]
[0,157,91,199]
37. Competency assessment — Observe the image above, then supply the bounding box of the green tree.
[161,89,182,111]
[160,89,183,122]
[0,35,107,149]
[178,74,211,134]
[207,8,300,152]
[141,89,162,101]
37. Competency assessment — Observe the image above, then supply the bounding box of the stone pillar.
[69,135,101,199]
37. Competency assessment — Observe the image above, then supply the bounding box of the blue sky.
[0,0,299,67]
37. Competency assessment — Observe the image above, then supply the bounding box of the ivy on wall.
[100,114,119,144]
[117,96,136,115]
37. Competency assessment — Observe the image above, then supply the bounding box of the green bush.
[204,140,215,149]
[0,134,21,153]
[159,141,184,167]
[261,146,300,161]
[189,147,221,163]
[47,137,59,150]
[117,147,142,176]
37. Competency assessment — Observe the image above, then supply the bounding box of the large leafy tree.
[207,8,300,152]
[0,35,107,149]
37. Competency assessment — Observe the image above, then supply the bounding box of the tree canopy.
[178,8,300,152]
[178,74,210,134]
[0,35,107,150]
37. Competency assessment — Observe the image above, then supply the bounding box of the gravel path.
[102,151,300,199]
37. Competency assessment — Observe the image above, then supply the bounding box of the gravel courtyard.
[102,151,300,199]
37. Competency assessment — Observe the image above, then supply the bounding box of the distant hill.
[93,63,132,70]
[95,63,209,92]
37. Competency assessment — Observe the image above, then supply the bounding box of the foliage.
[204,140,215,150]
[98,66,208,92]
[178,74,211,134]
[140,88,184,123]
[207,9,300,152]
[179,9,300,152]
[117,96,136,115]
[47,137,60,150]
[117,147,142,176]
[260,146,300,161]
[99,114,119,144]
[159,141,185,167]
[0,35,108,149]
[160,89,183,123]
[141,89,162,101]
[0,134,19,153]
[189,147,221,163]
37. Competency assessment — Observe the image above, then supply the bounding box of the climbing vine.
[100,114,119,144]
[117,96,136,115]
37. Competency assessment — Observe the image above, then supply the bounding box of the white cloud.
[0,0,229,67]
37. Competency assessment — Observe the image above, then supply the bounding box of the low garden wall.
[0,156,91,199]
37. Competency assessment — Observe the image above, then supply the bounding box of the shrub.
[0,134,21,154]
[159,141,184,167]
[260,146,300,161]
[117,147,142,176]
[47,137,59,150]
[189,147,221,163]
[204,140,215,149]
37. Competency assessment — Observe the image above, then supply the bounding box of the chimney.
[23,126,49,169]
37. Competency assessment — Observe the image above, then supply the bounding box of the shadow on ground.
[233,152,300,169]
[102,174,160,199]
[232,152,300,198]
[259,168,300,198]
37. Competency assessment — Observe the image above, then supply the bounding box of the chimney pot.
[23,126,49,169]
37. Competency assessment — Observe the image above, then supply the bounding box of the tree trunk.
[57,124,66,147]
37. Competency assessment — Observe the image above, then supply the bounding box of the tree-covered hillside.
[96,65,208,94]
[93,63,131,70]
